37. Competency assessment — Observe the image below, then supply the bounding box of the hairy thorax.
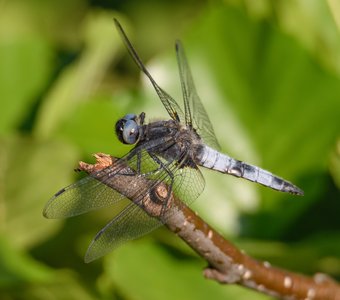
[139,119,202,167]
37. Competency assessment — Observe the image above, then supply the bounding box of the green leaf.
[103,241,271,300]
[0,236,52,287]
[22,273,96,300]
[0,36,53,134]
[0,236,96,299]
[330,139,340,189]
[0,135,79,249]
[34,10,124,139]
[183,6,340,237]
[56,94,137,157]
[238,232,340,277]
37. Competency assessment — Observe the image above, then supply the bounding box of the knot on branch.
[140,182,173,218]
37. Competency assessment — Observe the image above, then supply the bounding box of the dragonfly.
[44,19,303,263]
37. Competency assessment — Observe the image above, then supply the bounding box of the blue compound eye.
[115,113,142,144]
[123,113,137,121]
[122,119,139,144]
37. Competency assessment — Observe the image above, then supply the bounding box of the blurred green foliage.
[0,0,339,299]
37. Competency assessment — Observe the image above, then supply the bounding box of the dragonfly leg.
[147,153,174,217]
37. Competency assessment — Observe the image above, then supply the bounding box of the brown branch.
[79,153,340,300]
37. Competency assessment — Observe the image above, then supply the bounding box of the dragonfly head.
[115,113,144,144]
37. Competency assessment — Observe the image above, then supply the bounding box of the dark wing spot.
[54,188,66,197]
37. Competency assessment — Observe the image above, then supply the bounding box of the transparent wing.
[114,19,184,123]
[43,139,172,219]
[44,143,205,262]
[43,175,128,219]
[43,149,154,219]
[175,40,220,149]
[85,201,160,262]
[84,149,205,262]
